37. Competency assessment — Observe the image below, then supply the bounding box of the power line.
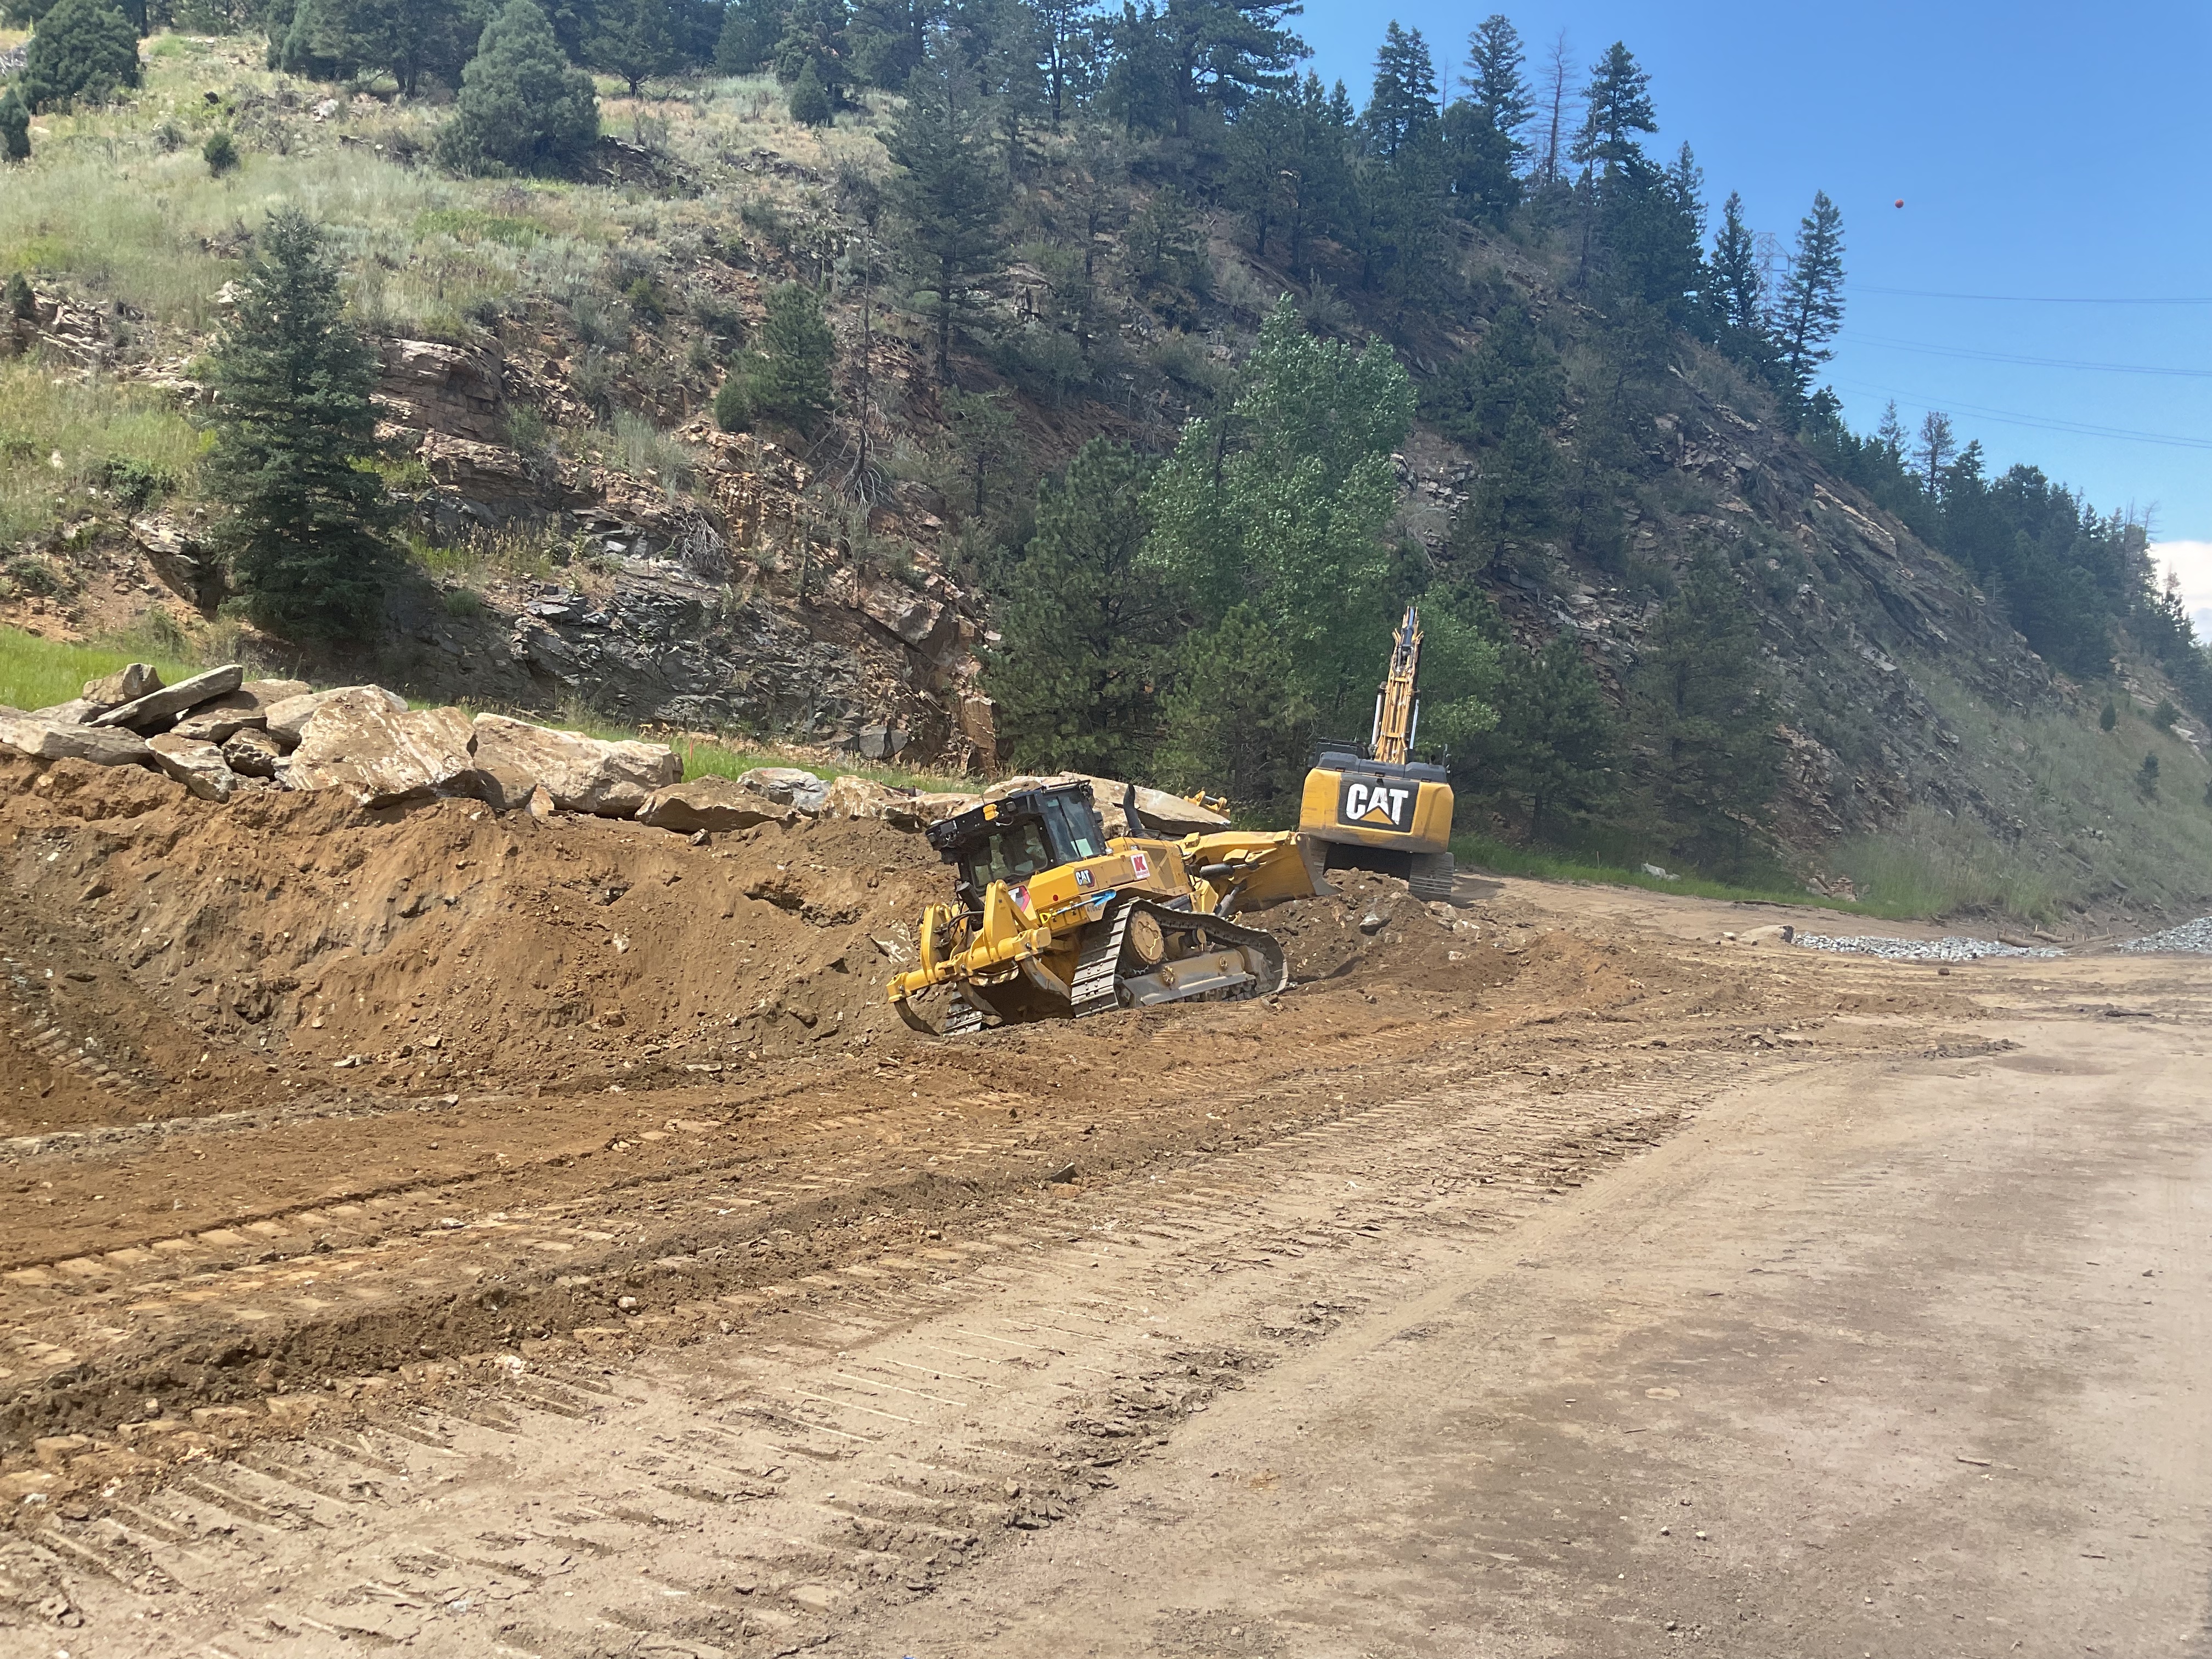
[1830,380,2212,452]
[1841,332,2212,379]
[1847,284,2212,305]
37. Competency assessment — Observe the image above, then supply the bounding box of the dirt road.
[2,758,2209,1655]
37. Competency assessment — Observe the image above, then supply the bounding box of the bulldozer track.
[0,1036,1838,1657]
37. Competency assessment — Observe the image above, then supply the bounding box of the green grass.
[0,364,207,548]
[1451,831,1892,918]
[0,624,200,713]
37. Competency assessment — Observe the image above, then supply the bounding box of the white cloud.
[2151,540,2212,640]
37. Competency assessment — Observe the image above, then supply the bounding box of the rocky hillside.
[1,29,2207,925]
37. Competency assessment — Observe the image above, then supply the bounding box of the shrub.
[440,0,600,177]
[2138,751,2160,798]
[2100,699,2118,731]
[788,59,831,127]
[21,0,142,112]
[443,585,484,617]
[0,87,29,164]
[747,280,834,434]
[202,128,239,176]
[97,456,173,509]
[712,373,751,432]
[2153,697,2179,731]
[5,273,33,323]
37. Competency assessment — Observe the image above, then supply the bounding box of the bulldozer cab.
[929,782,1111,910]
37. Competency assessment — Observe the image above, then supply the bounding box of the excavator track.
[1070,899,1287,1019]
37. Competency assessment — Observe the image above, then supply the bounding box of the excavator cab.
[1297,604,1458,901]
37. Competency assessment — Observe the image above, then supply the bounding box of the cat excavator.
[1295,603,1457,901]
[888,780,1325,1035]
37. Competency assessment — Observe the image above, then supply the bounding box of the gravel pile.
[1792,933,2063,963]
[2117,917,2212,954]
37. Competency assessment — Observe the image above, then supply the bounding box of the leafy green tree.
[1156,603,1314,821]
[1462,14,1529,161]
[443,0,600,174]
[0,86,30,162]
[21,0,141,111]
[787,55,832,121]
[202,208,400,643]
[1569,40,1653,175]
[748,280,835,432]
[1146,299,1413,726]
[885,31,1006,379]
[715,0,784,71]
[1401,587,1502,760]
[1633,552,1777,868]
[986,439,1169,775]
[590,0,678,92]
[1775,189,1845,398]
[1491,633,1614,830]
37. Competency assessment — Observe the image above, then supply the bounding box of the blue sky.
[1295,0,2212,599]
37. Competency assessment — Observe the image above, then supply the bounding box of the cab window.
[1040,793,1104,861]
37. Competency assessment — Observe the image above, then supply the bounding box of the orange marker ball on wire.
[1894,198,1905,208]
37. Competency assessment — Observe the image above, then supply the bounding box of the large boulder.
[81,663,162,712]
[146,735,239,803]
[471,714,680,816]
[171,678,312,743]
[634,776,792,834]
[265,684,408,749]
[0,710,158,769]
[736,766,830,814]
[91,664,245,732]
[285,696,478,808]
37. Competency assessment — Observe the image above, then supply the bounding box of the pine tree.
[1223,75,1348,269]
[1875,399,1909,464]
[202,208,400,643]
[1156,604,1314,822]
[715,0,783,72]
[1707,189,1763,333]
[747,281,835,432]
[1633,552,1777,868]
[986,438,1168,775]
[21,0,140,111]
[2100,699,2119,732]
[1462,14,1529,160]
[0,86,29,162]
[885,31,1007,379]
[1570,40,1654,175]
[443,0,600,175]
[787,55,832,121]
[773,0,849,99]
[1450,410,1562,573]
[1492,633,1615,830]
[1362,21,1437,162]
[1148,0,1304,139]
[590,0,678,92]
[845,0,932,88]
[1440,98,1517,225]
[1916,409,1956,495]
[1775,189,1845,398]
[2137,751,2160,798]
[281,0,489,95]
[1425,303,1561,448]
[942,386,1017,518]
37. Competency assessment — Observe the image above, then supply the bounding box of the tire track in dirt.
[0,1043,1830,1656]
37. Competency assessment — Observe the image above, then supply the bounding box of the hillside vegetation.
[1,0,2208,929]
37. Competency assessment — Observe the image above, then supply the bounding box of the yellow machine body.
[1295,603,1458,901]
[889,782,1322,1034]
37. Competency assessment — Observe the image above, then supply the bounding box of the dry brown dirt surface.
[1,753,2207,1658]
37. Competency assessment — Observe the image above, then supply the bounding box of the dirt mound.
[1,754,949,1139]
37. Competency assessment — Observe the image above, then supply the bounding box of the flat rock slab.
[265,685,407,748]
[92,664,244,732]
[171,678,312,742]
[0,710,157,769]
[80,663,161,711]
[634,776,792,834]
[146,735,239,803]
[473,714,679,817]
[737,766,830,813]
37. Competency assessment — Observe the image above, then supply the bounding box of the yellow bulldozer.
[888,780,1324,1035]
[1296,603,1457,901]
[888,603,1457,1035]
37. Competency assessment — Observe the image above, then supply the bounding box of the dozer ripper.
[1297,603,1458,902]
[888,780,1325,1036]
